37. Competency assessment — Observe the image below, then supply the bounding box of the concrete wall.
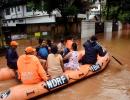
[81,21,95,47]
[104,21,112,41]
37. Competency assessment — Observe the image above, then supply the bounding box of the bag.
[38,47,48,59]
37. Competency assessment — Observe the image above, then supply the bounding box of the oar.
[111,56,123,65]
[98,42,123,66]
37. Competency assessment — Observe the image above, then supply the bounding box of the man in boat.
[63,36,73,63]
[81,35,107,65]
[17,46,48,84]
[6,41,19,70]
[57,39,65,56]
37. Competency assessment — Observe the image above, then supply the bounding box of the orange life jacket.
[17,54,48,84]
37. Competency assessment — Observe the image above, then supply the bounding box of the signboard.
[35,32,40,37]
[43,75,68,90]
[42,32,48,36]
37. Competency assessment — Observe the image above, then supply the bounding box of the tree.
[28,0,95,37]
[103,0,130,23]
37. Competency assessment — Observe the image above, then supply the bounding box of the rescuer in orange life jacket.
[17,46,48,84]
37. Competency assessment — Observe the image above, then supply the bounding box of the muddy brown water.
[0,30,130,100]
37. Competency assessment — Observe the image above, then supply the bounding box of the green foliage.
[102,3,119,20]
[118,12,130,23]
[64,5,79,16]
[103,0,130,22]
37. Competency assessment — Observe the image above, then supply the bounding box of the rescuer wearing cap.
[17,46,48,84]
[6,41,19,70]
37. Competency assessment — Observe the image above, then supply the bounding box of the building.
[88,0,106,21]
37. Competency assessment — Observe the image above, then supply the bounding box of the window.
[26,5,32,12]
[17,6,20,12]
[8,20,10,23]
[13,20,15,23]
[11,8,14,13]
[5,8,10,15]
[2,20,7,23]
[18,19,23,22]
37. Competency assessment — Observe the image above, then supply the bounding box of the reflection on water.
[104,32,112,41]
[0,30,130,100]
[100,68,130,100]
[104,29,130,41]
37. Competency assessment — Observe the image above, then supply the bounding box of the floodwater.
[0,30,130,100]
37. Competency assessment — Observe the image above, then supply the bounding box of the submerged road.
[0,30,130,100]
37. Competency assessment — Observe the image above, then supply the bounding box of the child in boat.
[64,42,80,70]
[46,44,65,78]
[17,46,48,84]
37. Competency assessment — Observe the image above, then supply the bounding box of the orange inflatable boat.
[0,52,110,100]
[0,67,16,81]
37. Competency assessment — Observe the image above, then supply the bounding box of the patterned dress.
[64,51,79,70]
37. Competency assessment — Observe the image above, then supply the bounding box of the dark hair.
[60,39,64,43]
[90,35,97,41]
[72,42,77,51]
[65,35,73,41]
[51,45,58,54]
[47,39,51,46]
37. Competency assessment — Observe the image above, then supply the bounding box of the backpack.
[38,47,48,59]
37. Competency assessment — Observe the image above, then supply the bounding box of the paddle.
[98,42,123,66]
[111,56,123,65]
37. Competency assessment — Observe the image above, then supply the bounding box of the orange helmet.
[25,46,36,53]
[10,41,18,46]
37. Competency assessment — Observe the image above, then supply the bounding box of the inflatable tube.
[0,53,110,100]
[0,67,15,81]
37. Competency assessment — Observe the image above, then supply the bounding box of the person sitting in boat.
[46,44,65,78]
[6,41,19,70]
[63,36,74,63]
[64,42,80,70]
[37,40,49,60]
[57,39,65,56]
[81,35,107,65]
[17,46,48,84]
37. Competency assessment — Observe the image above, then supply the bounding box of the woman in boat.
[17,46,48,84]
[63,42,80,70]
[82,35,107,65]
[46,44,65,78]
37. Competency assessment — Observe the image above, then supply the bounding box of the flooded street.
[0,30,130,100]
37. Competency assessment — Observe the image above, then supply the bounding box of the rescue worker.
[6,41,19,70]
[17,46,48,84]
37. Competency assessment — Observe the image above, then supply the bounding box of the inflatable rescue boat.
[0,67,15,81]
[0,51,110,100]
